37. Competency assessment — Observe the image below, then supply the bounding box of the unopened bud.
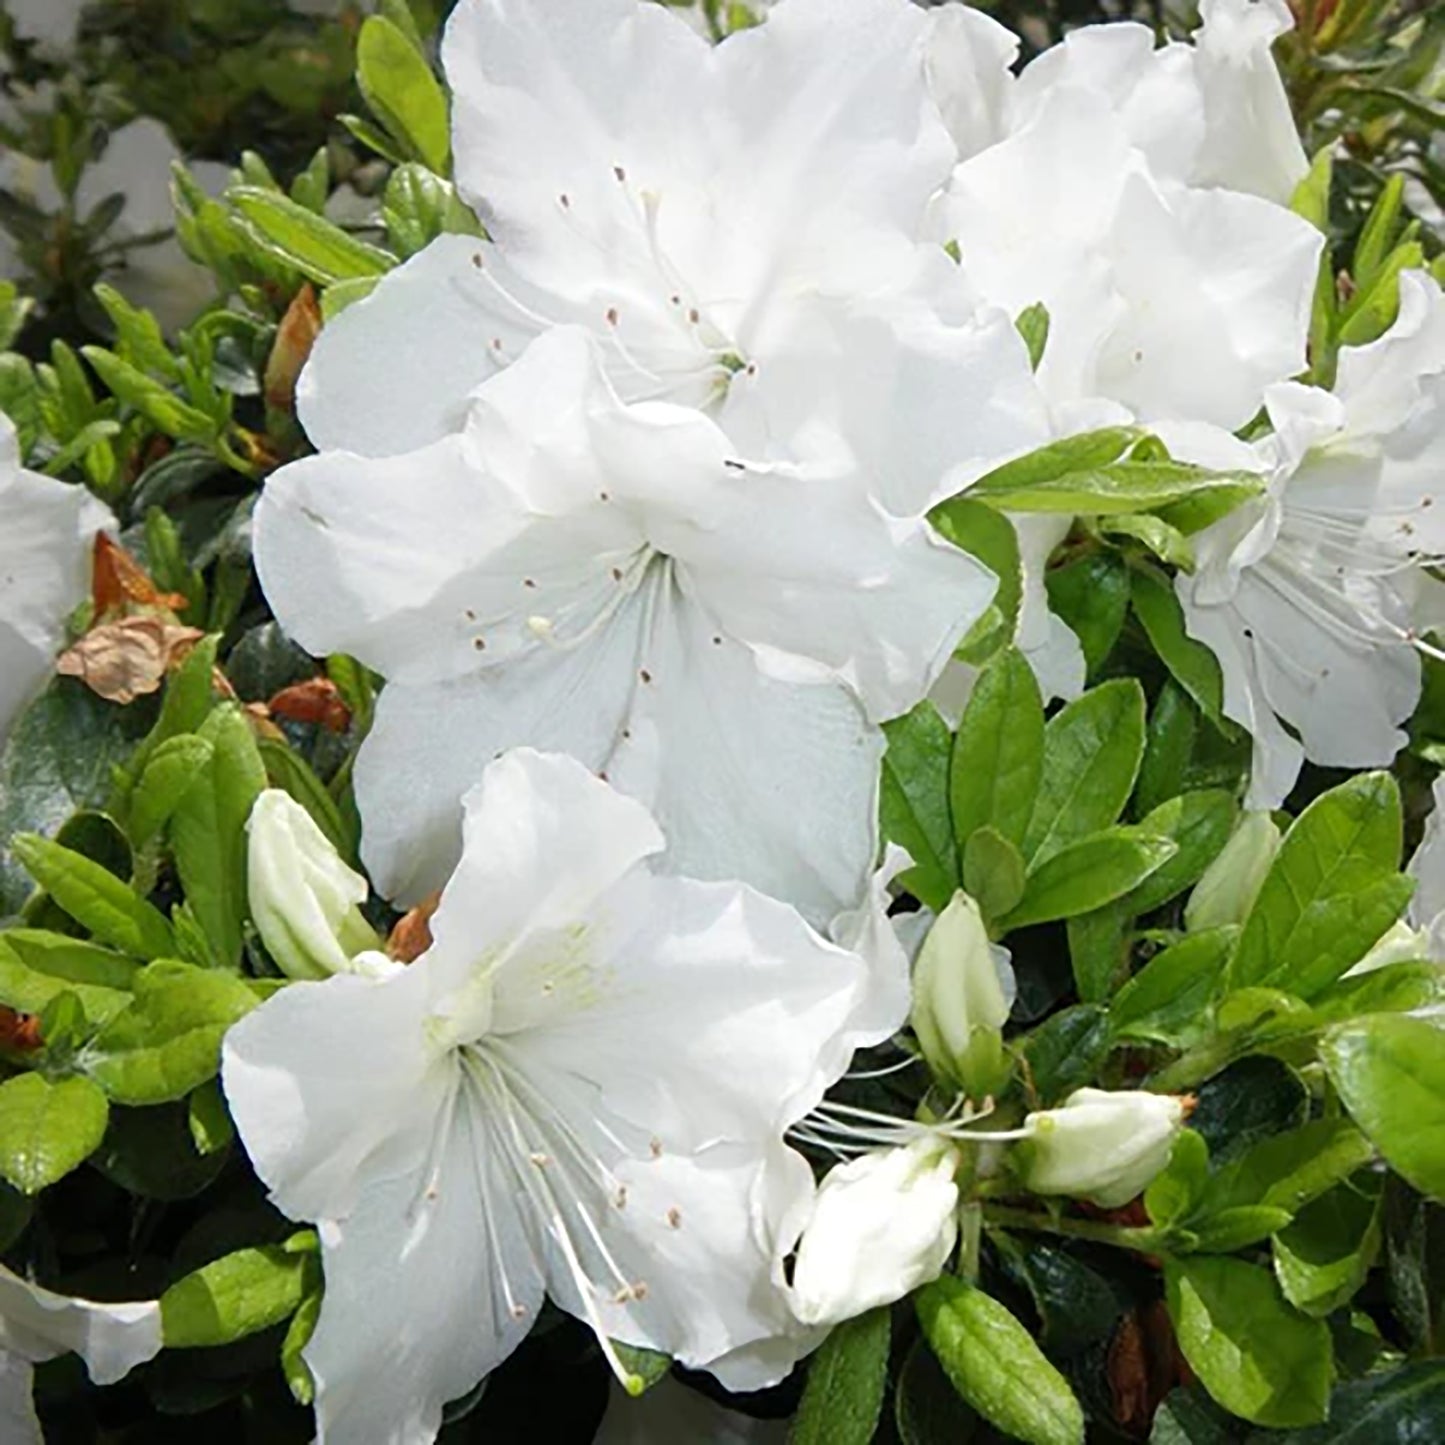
[247,790,380,980]
[1019,1087,1185,1208]
[1185,812,1281,933]
[910,891,1013,1095]
[789,1139,960,1326]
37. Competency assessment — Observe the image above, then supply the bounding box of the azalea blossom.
[1175,271,1445,808]
[296,0,1048,508]
[0,412,113,740]
[256,326,993,923]
[0,1266,162,1445]
[222,748,904,1444]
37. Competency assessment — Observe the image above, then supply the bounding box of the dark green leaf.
[962,826,1027,923]
[951,647,1044,852]
[1019,1005,1113,1105]
[1274,1174,1383,1318]
[1256,1361,1445,1443]
[789,1308,890,1445]
[881,702,958,911]
[1131,567,1230,728]
[1000,828,1176,931]
[1111,929,1236,1048]
[1045,552,1129,679]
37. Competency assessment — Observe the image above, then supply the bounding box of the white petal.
[355,575,882,927]
[1013,513,1086,703]
[304,1089,544,1445]
[827,844,914,1044]
[0,1355,39,1445]
[1191,0,1308,203]
[0,1267,160,1385]
[221,967,451,1223]
[923,3,1018,161]
[0,429,112,737]
[1410,778,1445,935]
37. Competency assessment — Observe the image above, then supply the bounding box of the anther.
[666,1208,681,1229]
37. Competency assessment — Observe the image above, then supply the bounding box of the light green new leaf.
[357,16,451,174]
[1321,1014,1445,1200]
[0,931,138,1025]
[230,187,396,285]
[128,734,215,849]
[170,706,268,971]
[10,834,175,960]
[84,960,260,1105]
[789,1308,891,1445]
[0,1073,109,1194]
[161,1244,313,1348]
[962,826,1027,923]
[1164,1256,1332,1428]
[1023,679,1146,864]
[916,1277,1084,1445]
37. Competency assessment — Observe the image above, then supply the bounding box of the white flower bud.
[1185,811,1281,933]
[1345,920,1431,978]
[1020,1088,1185,1209]
[789,1139,960,1326]
[910,891,1013,1093]
[247,790,380,980]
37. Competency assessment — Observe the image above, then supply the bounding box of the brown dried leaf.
[91,533,188,617]
[387,891,442,964]
[0,1008,43,1055]
[268,677,352,734]
[58,617,205,704]
[264,283,323,414]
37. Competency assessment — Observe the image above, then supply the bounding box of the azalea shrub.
[1,0,1445,1442]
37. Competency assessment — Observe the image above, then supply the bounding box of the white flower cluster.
[1,0,1442,1438]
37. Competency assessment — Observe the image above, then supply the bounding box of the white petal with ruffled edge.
[0,1266,161,1385]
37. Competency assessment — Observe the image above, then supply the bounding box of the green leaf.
[93,284,178,380]
[1202,1119,1375,1226]
[187,1079,235,1157]
[81,347,218,444]
[1188,1205,1295,1253]
[282,1285,323,1406]
[170,706,268,970]
[1064,902,1128,1003]
[1322,1015,1445,1200]
[881,702,958,911]
[1309,960,1445,1024]
[83,960,258,1105]
[1260,1361,1445,1444]
[0,680,151,914]
[1002,828,1175,932]
[916,1277,1084,1445]
[1130,567,1229,728]
[1096,512,1195,570]
[1149,1387,1237,1444]
[1232,772,1409,999]
[1018,1004,1112,1104]
[895,1336,977,1445]
[10,834,175,960]
[1145,1130,1210,1230]
[788,1308,890,1445]
[257,738,358,865]
[970,457,1258,517]
[1044,551,1130,678]
[0,1074,109,1194]
[612,1342,670,1396]
[161,1244,312,1348]
[1290,147,1333,233]
[0,931,138,1025]
[1110,928,1235,1047]
[962,827,1026,923]
[1015,303,1050,370]
[950,647,1044,852]
[1274,1174,1383,1318]
[1136,680,1198,817]
[128,734,216,849]
[1353,173,1405,293]
[959,428,1137,503]
[91,1101,229,1200]
[1188,1057,1308,1165]
[357,16,451,174]
[382,164,481,258]
[1164,1256,1331,1428]
[1023,679,1145,864]
[993,1236,1125,1354]
[930,498,1022,665]
[230,186,396,285]
[1122,790,1238,915]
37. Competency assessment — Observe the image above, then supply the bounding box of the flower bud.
[1346,920,1431,978]
[1019,1088,1185,1209]
[910,891,1013,1095]
[247,790,380,980]
[789,1139,960,1326]
[1185,812,1281,933]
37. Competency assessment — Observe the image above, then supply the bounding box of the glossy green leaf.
[930,498,1022,665]
[1110,928,1236,1047]
[1274,1175,1383,1317]
[128,734,215,849]
[1001,828,1175,931]
[230,186,396,285]
[0,930,138,1025]
[1023,678,1146,864]
[1130,567,1229,728]
[1044,551,1129,678]
[881,702,958,911]
[1261,1361,1445,1443]
[0,1073,109,1194]
[916,1277,1084,1445]
[161,1244,313,1348]
[789,1307,890,1445]
[951,647,1044,852]
[1322,1015,1445,1200]
[1164,1256,1331,1428]
[357,16,451,173]
[962,826,1027,923]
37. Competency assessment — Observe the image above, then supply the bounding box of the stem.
[958,1202,983,1282]
[983,1205,1161,1253]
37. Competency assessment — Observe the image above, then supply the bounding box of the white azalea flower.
[296,0,1047,507]
[256,327,992,923]
[1410,778,1445,954]
[4,0,87,53]
[1176,271,1445,808]
[0,1266,162,1445]
[0,412,113,740]
[929,81,1321,430]
[222,748,902,1444]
